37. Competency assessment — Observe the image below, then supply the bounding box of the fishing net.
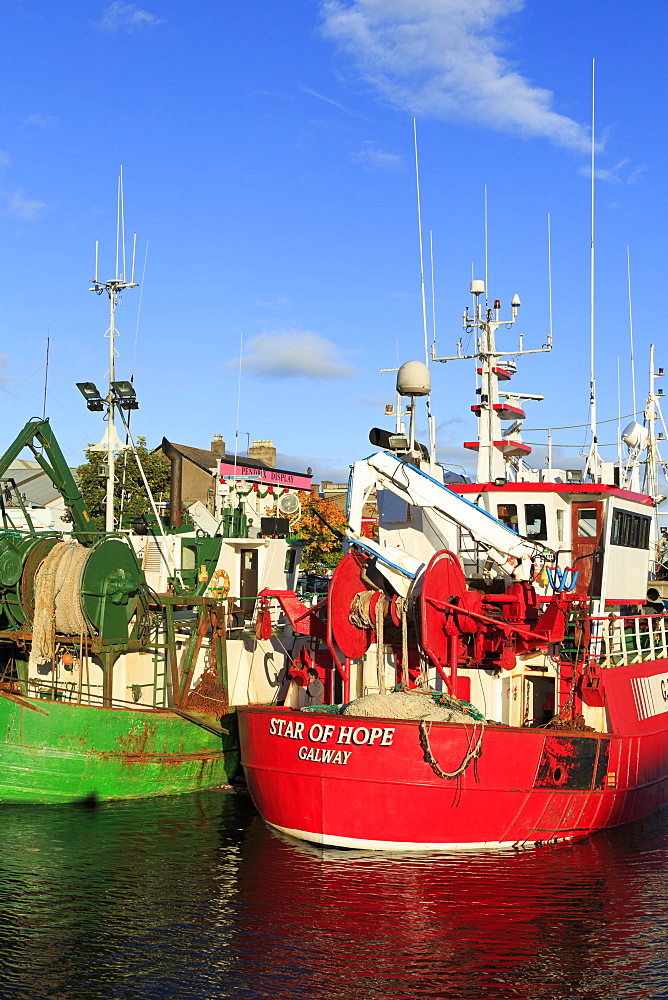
[342,691,481,724]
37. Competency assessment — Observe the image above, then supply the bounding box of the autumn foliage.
[295,491,349,570]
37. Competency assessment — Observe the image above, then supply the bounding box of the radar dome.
[622,421,648,451]
[396,361,431,397]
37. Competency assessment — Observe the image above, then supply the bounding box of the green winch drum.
[0,534,146,645]
[79,537,146,646]
[0,534,60,628]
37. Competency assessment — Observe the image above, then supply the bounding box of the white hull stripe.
[630,672,668,721]
[267,821,576,853]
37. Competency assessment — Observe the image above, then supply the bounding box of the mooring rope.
[419,718,485,780]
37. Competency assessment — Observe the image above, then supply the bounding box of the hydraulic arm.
[0,418,94,543]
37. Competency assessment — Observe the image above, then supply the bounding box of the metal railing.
[587,613,668,668]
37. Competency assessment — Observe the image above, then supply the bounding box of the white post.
[106,286,116,532]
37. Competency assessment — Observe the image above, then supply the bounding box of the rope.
[349,590,388,693]
[375,592,386,695]
[397,596,409,684]
[31,542,90,666]
[419,718,485,780]
[349,590,374,629]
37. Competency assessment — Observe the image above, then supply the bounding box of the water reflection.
[0,794,665,1000]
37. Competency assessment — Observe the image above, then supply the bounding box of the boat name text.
[269,717,395,746]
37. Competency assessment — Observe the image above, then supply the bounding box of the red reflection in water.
[231,812,667,1000]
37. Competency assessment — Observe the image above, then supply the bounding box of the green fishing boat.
[0,403,304,804]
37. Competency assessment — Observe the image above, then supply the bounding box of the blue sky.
[0,1,666,484]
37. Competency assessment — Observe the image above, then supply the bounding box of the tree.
[294,491,348,570]
[73,438,171,532]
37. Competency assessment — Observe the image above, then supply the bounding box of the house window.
[525,503,547,541]
[556,509,565,544]
[577,509,598,538]
[497,504,518,532]
[610,508,651,549]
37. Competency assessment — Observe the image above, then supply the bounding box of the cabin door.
[571,502,604,596]
[240,548,259,620]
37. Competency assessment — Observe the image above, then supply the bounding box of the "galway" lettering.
[268,716,396,767]
[298,746,352,764]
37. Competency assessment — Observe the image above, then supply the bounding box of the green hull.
[0,693,240,804]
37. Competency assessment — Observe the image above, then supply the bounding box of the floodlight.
[111,381,139,410]
[76,382,104,411]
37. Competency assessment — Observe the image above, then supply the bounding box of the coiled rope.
[31,542,90,666]
[349,590,413,692]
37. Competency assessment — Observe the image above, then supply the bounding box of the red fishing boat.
[238,281,668,849]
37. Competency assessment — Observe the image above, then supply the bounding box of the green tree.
[74,438,171,532]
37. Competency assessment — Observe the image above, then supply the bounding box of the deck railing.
[587,613,668,668]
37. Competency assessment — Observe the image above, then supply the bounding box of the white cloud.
[226,330,356,380]
[350,145,401,169]
[4,187,47,220]
[97,2,163,32]
[299,84,354,115]
[24,114,57,129]
[0,152,9,168]
[321,0,591,152]
[579,158,647,185]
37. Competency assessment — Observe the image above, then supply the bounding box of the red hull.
[239,660,668,850]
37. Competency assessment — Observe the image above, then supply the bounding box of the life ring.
[210,568,230,599]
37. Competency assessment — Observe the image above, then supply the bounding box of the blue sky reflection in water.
[0,793,666,1000]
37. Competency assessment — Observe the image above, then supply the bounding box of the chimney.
[248,439,276,468]
[161,438,182,527]
[211,434,226,457]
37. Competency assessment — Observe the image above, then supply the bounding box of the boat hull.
[238,701,668,850]
[0,693,239,804]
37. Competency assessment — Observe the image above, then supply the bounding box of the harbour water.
[0,791,666,1000]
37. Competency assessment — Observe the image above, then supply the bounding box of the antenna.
[429,230,437,354]
[42,331,50,421]
[413,119,429,369]
[115,170,121,280]
[233,331,243,488]
[412,118,436,466]
[484,184,489,305]
[120,165,126,280]
[547,214,553,350]
[131,232,137,285]
[617,356,623,480]
[131,238,150,381]
[585,58,599,481]
[627,245,637,416]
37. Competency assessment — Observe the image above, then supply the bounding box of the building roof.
[160,439,305,478]
[3,460,79,507]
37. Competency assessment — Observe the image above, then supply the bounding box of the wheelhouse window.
[556,508,565,544]
[577,509,598,538]
[611,508,651,549]
[497,504,518,532]
[524,503,548,541]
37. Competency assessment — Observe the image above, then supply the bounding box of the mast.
[646,344,658,498]
[585,59,599,481]
[89,167,138,532]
